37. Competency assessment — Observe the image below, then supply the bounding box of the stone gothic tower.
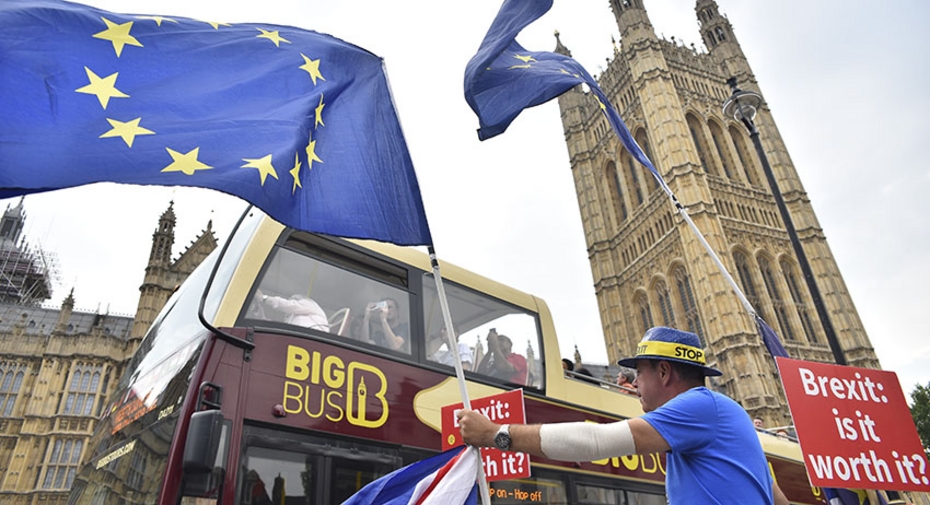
[128,202,217,346]
[558,0,879,425]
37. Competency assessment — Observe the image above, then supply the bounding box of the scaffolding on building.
[0,239,59,306]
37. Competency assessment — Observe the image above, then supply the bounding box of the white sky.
[10,0,930,400]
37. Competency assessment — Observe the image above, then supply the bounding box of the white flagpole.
[428,247,492,505]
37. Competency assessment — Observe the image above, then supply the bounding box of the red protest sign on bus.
[441,389,530,481]
[777,357,930,492]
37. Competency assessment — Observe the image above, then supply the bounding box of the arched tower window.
[635,292,653,337]
[41,438,83,489]
[780,259,819,343]
[715,26,727,41]
[686,113,718,176]
[0,362,27,417]
[605,161,628,223]
[733,250,771,324]
[634,129,659,191]
[729,125,760,186]
[654,280,676,327]
[674,266,706,346]
[758,256,796,341]
[709,121,734,179]
[621,151,644,206]
[64,363,104,416]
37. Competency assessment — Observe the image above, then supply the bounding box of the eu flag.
[464,0,668,195]
[0,0,432,246]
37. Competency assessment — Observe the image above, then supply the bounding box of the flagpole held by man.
[457,326,790,505]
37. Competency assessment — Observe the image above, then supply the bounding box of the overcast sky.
[9,0,930,399]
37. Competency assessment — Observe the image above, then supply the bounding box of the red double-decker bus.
[67,209,825,504]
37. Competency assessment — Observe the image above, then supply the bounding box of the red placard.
[441,389,530,481]
[777,357,930,492]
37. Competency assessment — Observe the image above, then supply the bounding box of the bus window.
[576,483,623,504]
[422,273,543,389]
[575,483,666,505]
[239,425,401,505]
[627,490,668,505]
[330,456,394,503]
[242,243,412,354]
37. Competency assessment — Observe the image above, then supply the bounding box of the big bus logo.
[282,345,389,428]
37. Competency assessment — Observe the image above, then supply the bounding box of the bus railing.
[563,369,639,396]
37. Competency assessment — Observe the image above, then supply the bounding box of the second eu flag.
[0,0,432,246]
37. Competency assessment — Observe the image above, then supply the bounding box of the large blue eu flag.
[0,0,432,246]
[464,0,668,195]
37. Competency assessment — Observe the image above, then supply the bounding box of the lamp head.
[723,77,763,122]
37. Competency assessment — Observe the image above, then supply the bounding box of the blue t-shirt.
[641,387,774,504]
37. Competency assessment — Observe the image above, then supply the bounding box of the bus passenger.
[476,329,527,385]
[458,326,789,505]
[362,297,408,351]
[426,327,474,369]
[616,366,637,395]
[574,366,599,385]
[255,289,329,332]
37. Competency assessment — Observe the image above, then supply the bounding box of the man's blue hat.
[617,326,722,377]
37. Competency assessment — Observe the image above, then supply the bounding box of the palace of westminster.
[0,0,901,503]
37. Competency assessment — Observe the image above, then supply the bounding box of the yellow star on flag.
[256,28,290,47]
[99,118,154,147]
[161,147,212,175]
[306,136,323,170]
[289,153,302,194]
[594,95,607,110]
[242,155,279,185]
[514,54,536,63]
[135,16,178,26]
[205,21,232,29]
[508,64,532,70]
[314,94,325,129]
[299,54,326,85]
[92,17,143,57]
[75,67,129,109]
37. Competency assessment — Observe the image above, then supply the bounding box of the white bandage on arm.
[538,420,636,461]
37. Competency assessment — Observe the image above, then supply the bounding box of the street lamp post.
[723,77,847,365]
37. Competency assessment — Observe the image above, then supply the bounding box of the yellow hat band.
[635,340,707,366]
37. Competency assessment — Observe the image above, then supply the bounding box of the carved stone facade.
[557,0,880,428]
[0,202,215,504]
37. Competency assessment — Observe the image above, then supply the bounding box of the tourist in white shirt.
[256,289,329,332]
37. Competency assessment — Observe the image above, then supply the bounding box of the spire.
[148,201,176,266]
[553,30,571,57]
[55,287,75,332]
[63,287,74,308]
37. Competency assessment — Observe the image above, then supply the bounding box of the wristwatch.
[494,424,512,451]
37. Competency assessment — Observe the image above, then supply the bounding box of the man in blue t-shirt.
[458,326,788,505]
